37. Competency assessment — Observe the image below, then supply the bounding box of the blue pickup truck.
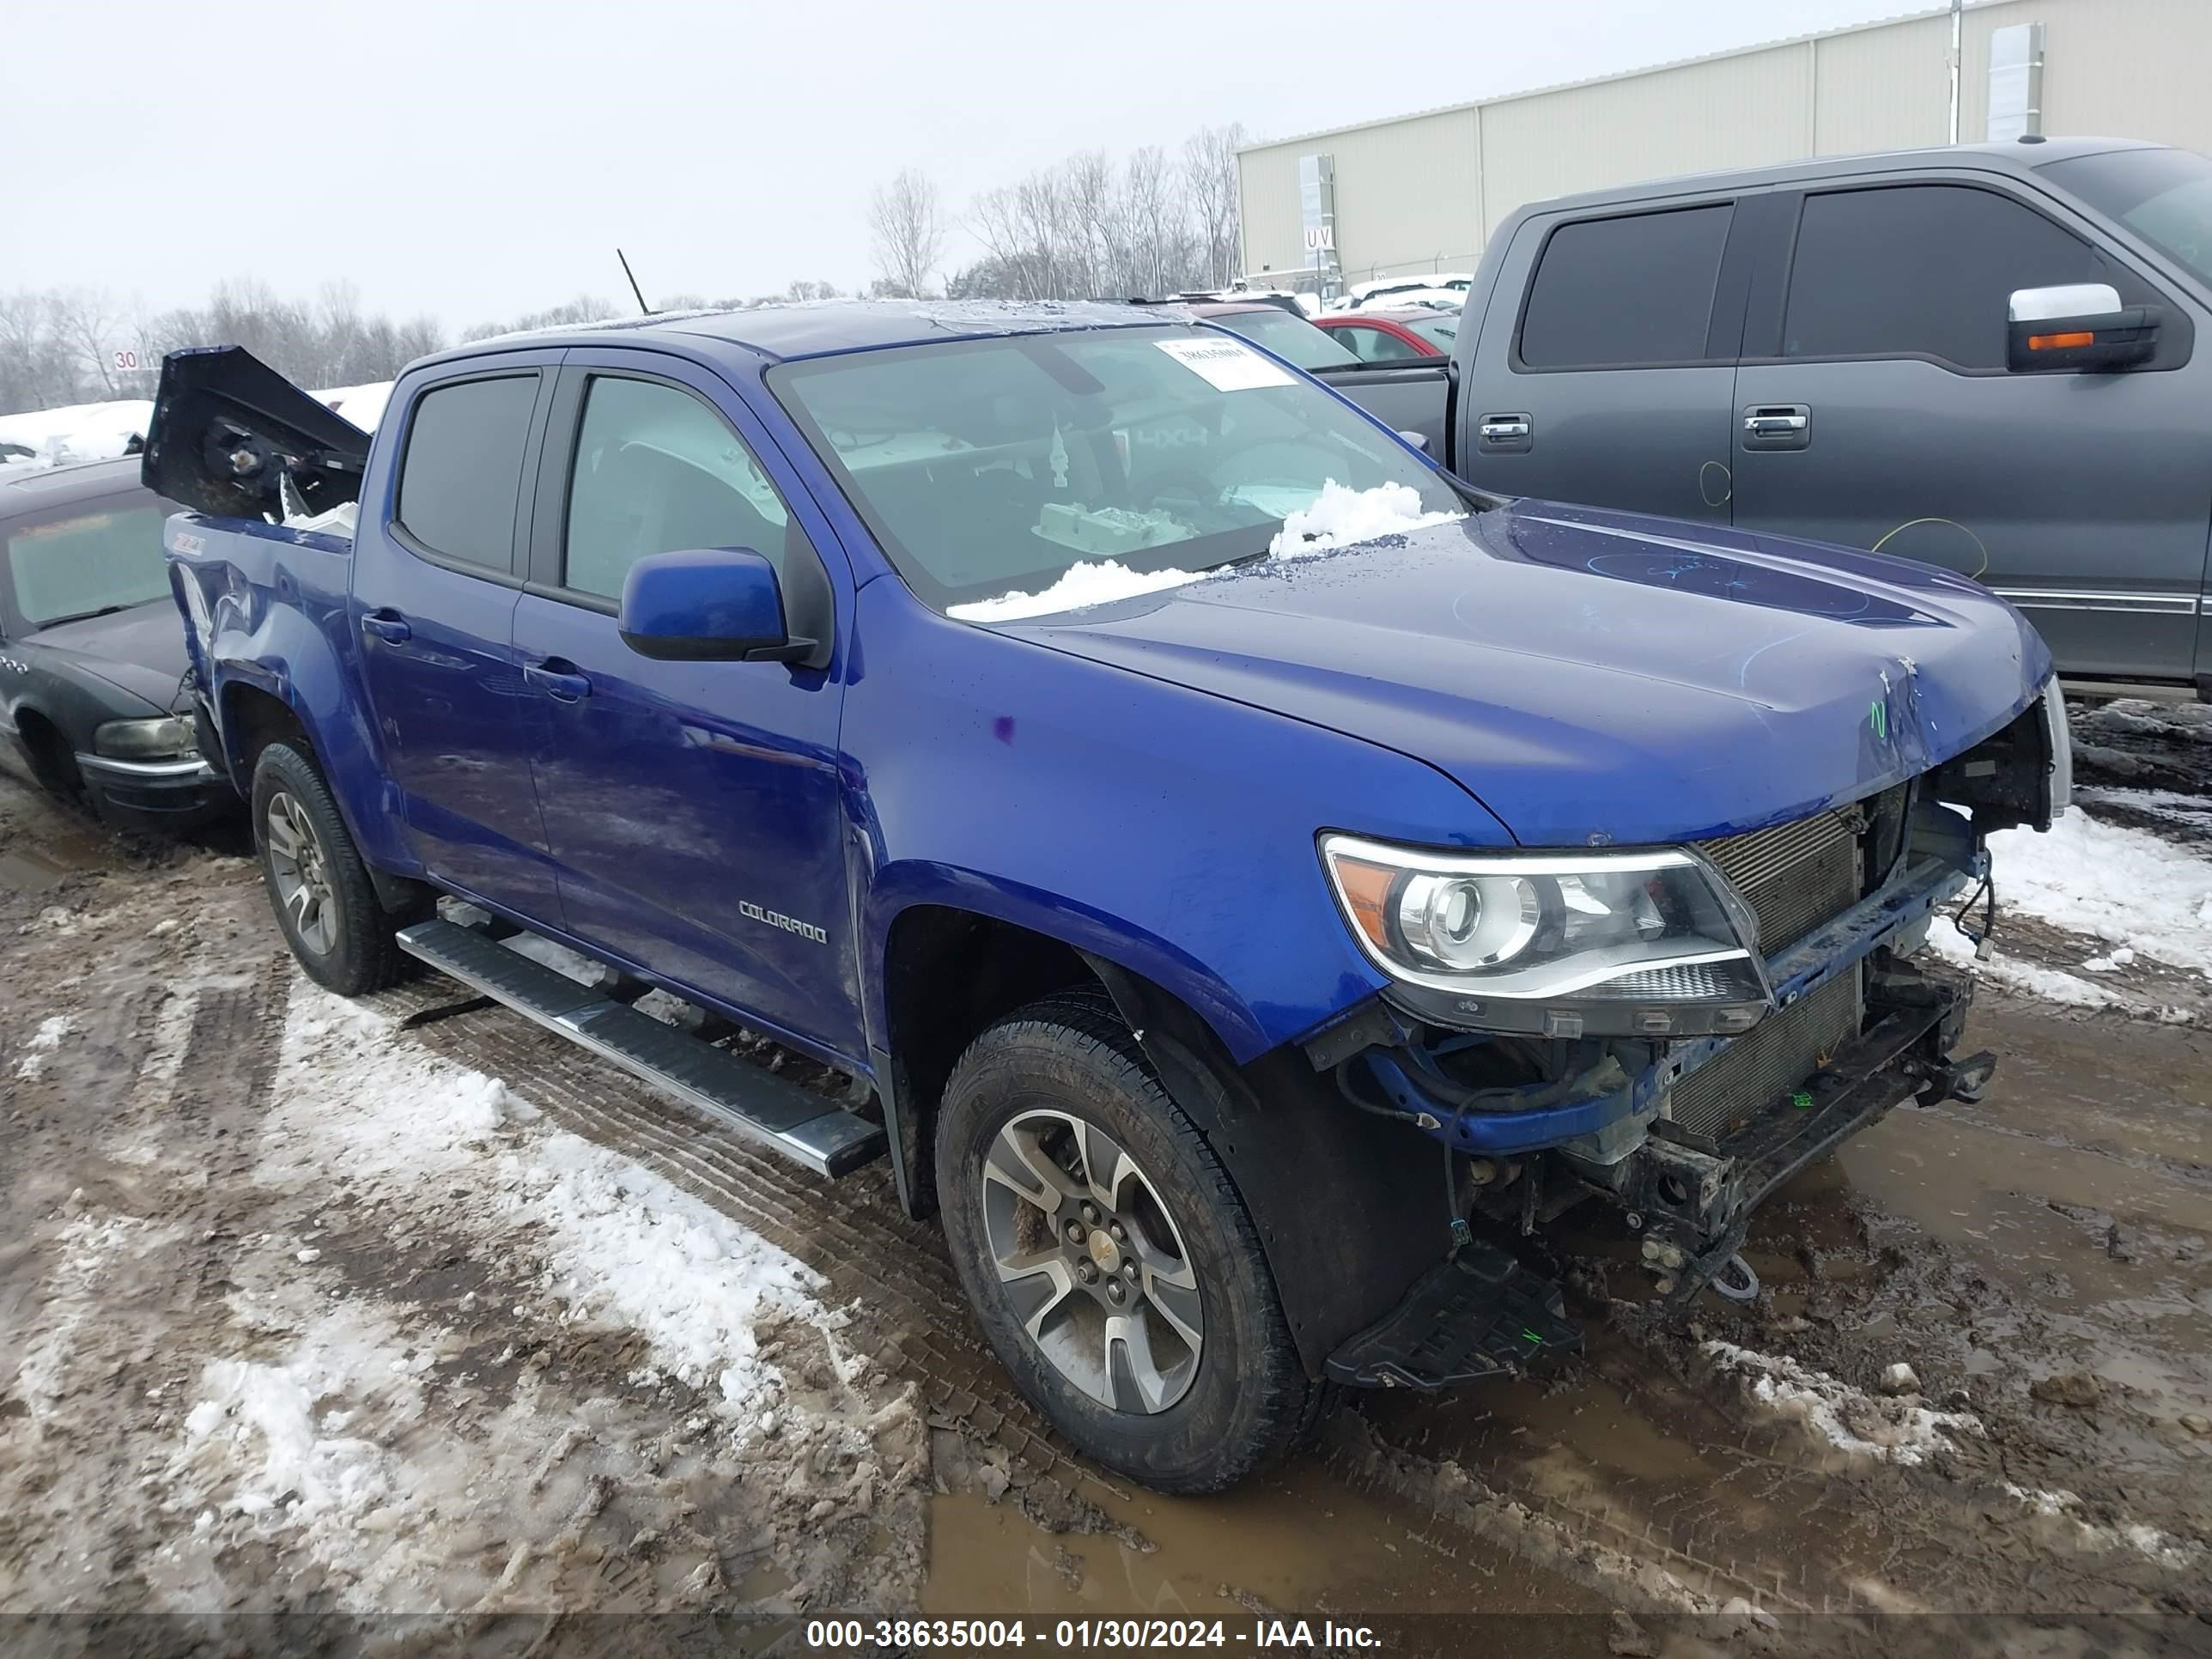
[149,303,2064,1492]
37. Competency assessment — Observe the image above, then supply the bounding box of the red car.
[1312,306,1460,362]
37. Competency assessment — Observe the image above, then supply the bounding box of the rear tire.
[251,742,410,995]
[935,988,1321,1492]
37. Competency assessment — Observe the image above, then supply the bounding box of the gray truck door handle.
[1478,413,1533,453]
[1742,404,1812,451]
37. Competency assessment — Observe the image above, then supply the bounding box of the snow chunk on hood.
[948,557,1208,623]
[949,479,1465,622]
[1267,478,1463,561]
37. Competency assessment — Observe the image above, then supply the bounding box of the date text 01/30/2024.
[804,1618,1384,1649]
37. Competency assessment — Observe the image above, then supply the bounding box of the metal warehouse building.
[1237,0,2212,295]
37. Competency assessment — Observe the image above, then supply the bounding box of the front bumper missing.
[1623,963,1984,1301]
[1321,963,1986,1387]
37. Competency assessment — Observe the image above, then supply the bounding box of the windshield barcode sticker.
[1155,337,1296,392]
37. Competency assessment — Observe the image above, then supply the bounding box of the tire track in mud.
[364,981,1871,1614]
[371,974,2212,1625]
[371,985,1115,1495]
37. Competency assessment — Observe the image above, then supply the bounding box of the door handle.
[1477,411,1533,452]
[524,659,592,702]
[360,610,412,645]
[1741,404,1812,452]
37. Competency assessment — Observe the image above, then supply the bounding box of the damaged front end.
[1306,687,2066,1385]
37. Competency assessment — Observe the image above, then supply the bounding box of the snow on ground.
[1987,810,2212,978]
[142,977,921,1611]
[1702,1341,1983,1466]
[257,987,836,1428]
[12,1013,73,1079]
[1926,916,2123,1011]
[950,480,1464,621]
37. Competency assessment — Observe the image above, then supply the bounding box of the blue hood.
[988,500,2051,848]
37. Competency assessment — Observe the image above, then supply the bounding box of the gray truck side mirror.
[2007,283,2160,373]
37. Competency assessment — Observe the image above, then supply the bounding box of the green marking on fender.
[1522,1328,1544,1346]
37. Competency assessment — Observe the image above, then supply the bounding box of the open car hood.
[140,346,371,521]
[979,500,2052,848]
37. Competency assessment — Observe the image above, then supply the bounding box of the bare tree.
[54,289,128,398]
[1182,123,1247,289]
[868,169,945,298]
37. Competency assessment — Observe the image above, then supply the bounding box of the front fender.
[846,580,1511,1064]
[864,860,1267,1060]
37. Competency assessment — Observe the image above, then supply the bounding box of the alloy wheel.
[264,790,338,956]
[978,1108,1204,1414]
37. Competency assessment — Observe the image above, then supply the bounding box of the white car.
[1329,272,1475,312]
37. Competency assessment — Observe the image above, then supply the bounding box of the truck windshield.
[6,503,170,629]
[2043,147,2212,289]
[771,325,1462,613]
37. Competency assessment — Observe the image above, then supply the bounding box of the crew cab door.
[1455,193,1755,523]
[1729,179,2212,683]
[511,349,860,1060]
[349,357,564,919]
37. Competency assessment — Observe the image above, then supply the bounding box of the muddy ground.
[2,711,2208,1657]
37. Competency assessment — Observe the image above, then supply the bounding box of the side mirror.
[617,547,817,663]
[2007,283,2160,373]
[1395,429,1431,453]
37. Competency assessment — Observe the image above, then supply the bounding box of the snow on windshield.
[947,479,1465,622]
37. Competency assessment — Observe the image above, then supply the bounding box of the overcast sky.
[5,0,1923,329]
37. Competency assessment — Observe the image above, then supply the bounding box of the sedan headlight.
[1321,833,1771,1037]
[93,716,198,760]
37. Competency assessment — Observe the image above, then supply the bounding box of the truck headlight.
[1321,834,1771,1036]
[93,716,198,760]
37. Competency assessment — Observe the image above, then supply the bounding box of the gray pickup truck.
[1372,137,2212,702]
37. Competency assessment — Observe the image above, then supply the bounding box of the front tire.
[935,990,1321,1492]
[251,742,410,995]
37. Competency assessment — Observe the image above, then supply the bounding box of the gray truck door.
[1457,196,1749,522]
[1730,179,2210,684]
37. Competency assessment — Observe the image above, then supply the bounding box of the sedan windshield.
[6,502,170,629]
[770,326,1465,614]
[1205,307,1361,370]
[2044,147,2212,289]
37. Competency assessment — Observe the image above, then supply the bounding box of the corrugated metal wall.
[1237,0,2212,286]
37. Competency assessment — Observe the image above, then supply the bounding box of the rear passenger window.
[1519,204,1732,368]
[1782,185,2107,369]
[562,376,807,603]
[395,375,538,570]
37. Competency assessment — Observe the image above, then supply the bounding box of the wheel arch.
[873,896,1452,1378]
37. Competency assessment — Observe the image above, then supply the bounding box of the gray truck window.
[1519,204,1731,368]
[1783,185,2106,369]
[2043,147,2212,290]
[563,375,799,602]
[396,375,538,569]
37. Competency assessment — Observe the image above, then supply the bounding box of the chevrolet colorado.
[151,303,2063,1492]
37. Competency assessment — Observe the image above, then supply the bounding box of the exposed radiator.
[1668,965,1865,1142]
[1694,806,1864,952]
